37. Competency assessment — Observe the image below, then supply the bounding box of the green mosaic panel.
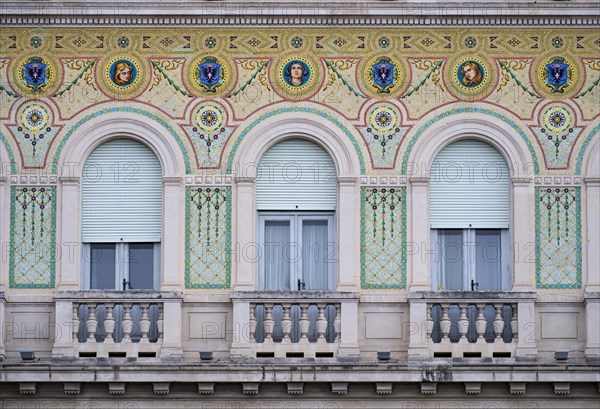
[535,187,582,289]
[9,186,56,288]
[185,186,231,289]
[360,186,406,289]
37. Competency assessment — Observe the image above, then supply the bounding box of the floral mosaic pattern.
[535,187,582,289]
[185,186,232,289]
[9,102,59,168]
[9,186,56,288]
[532,104,581,169]
[359,105,408,169]
[361,187,407,289]
[182,103,233,168]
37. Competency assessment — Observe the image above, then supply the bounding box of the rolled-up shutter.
[82,138,163,242]
[256,138,337,211]
[430,139,510,229]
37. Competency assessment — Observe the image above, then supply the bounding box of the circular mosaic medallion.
[359,54,408,99]
[445,55,494,100]
[542,104,573,135]
[272,54,319,100]
[194,103,225,133]
[12,55,60,96]
[98,54,148,100]
[533,54,582,99]
[368,105,399,134]
[20,103,50,133]
[185,55,233,96]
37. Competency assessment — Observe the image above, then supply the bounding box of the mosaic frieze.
[185,186,232,289]
[535,187,582,289]
[360,187,407,289]
[9,186,57,288]
[0,29,597,175]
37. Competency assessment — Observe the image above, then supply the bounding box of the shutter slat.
[257,139,337,210]
[430,140,510,229]
[82,139,163,242]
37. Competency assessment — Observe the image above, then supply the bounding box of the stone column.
[51,295,75,359]
[229,294,251,358]
[0,292,6,360]
[58,177,81,290]
[233,177,256,290]
[160,298,183,360]
[584,294,600,360]
[337,177,360,291]
[515,298,537,359]
[512,177,535,291]
[0,176,7,291]
[161,177,183,291]
[338,295,360,357]
[407,296,429,360]
[409,177,431,291]
[584,178,600,292]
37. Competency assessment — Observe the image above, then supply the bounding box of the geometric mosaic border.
[9,185,57,289]
[360,186,407,289]
[535,186,582,289]
[184,186,232,289]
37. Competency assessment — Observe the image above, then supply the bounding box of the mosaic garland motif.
[10,186,56,288]
[361,187,407,289]
[185,186,231,289]
[533,104,581,169]
[8,102,59,168]
[535,187,582,289]
[358,105,409,169]
[182,103,234,168]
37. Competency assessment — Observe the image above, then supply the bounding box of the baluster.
[426,304,434,343]
[334,305,341,343]
[475,304,487,343]
[316,305,327,344]
[264,304,274,343]
[87,305,97,343]
[493,304,505,343]
[440,304,451,343]
[104,304,115,344]
[140,303,150,343]
[157,303,164,342]
[299,304,310,344]
[458,305,469,343]
[282,305,291,343]
[73,304,80,343]
[510,304,518,343]
[122,303,133,343]
[249,304,257,343]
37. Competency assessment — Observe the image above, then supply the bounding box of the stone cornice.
[2,1,599,27]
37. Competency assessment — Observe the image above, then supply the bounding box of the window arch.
[81,138,162,290]
[256,138,337,291]
[429,139,511,291]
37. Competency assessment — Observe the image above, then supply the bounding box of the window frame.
[257,212,336,291]
[430,228,510,291]
[81,242,161,291]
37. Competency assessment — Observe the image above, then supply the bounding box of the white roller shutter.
[256,139,337,211]
[430,139,510,229]
[82,139,163,242]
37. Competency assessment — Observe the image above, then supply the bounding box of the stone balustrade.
[52,291,183,360]
[408,292,537,360]
[230,291,360,359]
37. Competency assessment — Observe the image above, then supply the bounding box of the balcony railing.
[408,292,537,360]
[230,291,360,359]
[52,291,182,360]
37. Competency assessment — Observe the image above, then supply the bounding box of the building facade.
[0,1,599,407]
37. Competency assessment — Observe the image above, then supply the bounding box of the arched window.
[81,138,163,290]
[429,139,511,291]
[256,138,337,291]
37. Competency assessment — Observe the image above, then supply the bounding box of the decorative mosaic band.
[9,185,57,288]
[535,186,582,289]
[185,186,232,289]
[360,186,407,289]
